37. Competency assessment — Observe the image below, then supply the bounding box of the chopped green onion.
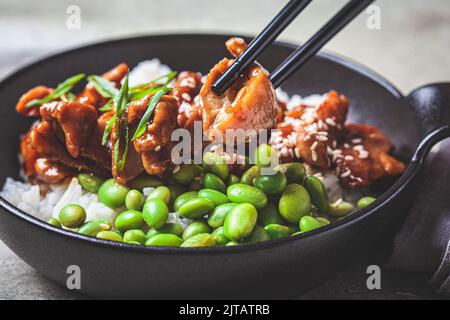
[87,75,118,98]
[132,87,170,141]
[129,71,177,93]
[98,99,114,112]
[26,73,85,107]
[102,116,116,146]
[114,117,129,173]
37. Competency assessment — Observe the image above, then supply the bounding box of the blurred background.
[0,0,449,299]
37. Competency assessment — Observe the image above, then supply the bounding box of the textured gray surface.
[0,0,449,300]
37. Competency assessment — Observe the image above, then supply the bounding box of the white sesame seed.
[345,155,354,161]
[312,150,318,162]
[172,165,180,174]
[340,170,351,178]
[311,141,319,151]
[325,118,336,126]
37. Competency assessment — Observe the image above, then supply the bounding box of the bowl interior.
[0,33,419,194]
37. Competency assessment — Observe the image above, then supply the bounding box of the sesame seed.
[311,141,319,151]
[172,165,180,174]
[312,150,318,162]
[340,170,351,178]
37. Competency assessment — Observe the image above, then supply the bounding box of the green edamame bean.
[181,233,216,247]
[188,179,203,191]
[243,225,271,243]
[223,203,258,241]
[96,231,123,242]
[173,191,198,212]
[123,229,147,244]
[227,184,268,209]
[182,221,211,240]
[240,166,260,185]
[207,203,239,228]
[147,186,171,205]
[226,241,240,246]
[77,173,104,193]
[203,152,229,181]
[279,184,311,224]
[304,176,330,214]
[147,223,184,237]
[142,198,169,229]
[212,227,229,246]
[125,189,145,211]
[277,163,306,184]
[203,173,227,194]
[78,219,111,236]
[316,217,330,225]
[257,202,286,226]
[253,172,287,195]
[59,204,86,228]
[98,179,130,208]
[128,175,163,191]
[47,218,62,228]
[126,241,141,245]
[227,174,240,186]
[357,197,376,209]
[198,189,229,206]
[146,233,182,246]
[178,198,215,219]
[173,164,195,185]
[115,209,145,232]
[265,224,292,239]
[299,216,323,233]
[329,201,354,218]
[255,144,273,167]
[145,234,183,247]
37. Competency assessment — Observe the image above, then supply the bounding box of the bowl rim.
[0,33,413,255]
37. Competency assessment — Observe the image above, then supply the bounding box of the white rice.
[0,60,347,225]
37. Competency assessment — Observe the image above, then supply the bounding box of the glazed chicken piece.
[16,86,53,117]
[111,93,179,184]
[173,71,203,128]
[76,63,129,108]
[199,37,278,141]
[334,124,406,189]
[295,91,349,169]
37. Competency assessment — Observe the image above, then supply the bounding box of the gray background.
[0,0,449,299]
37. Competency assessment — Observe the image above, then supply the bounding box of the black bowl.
[0,34,448,299]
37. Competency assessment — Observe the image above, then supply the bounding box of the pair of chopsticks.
[212,0,375,95]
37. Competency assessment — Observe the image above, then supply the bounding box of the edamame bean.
[128,175,163,191]
[299,216,323,233]
[145,234,183,246]
[329,201,354,218]
[257,202,286,226]
[357,197,376,209]
[96,231,123,242]
[277,163,306,184]
[126,241,141,245]
[212,227,229,245]
[227,174,240,186]
[77,173,104,193]
[207,203,239,228]
[182,221,211,240]
[181,233,216,247]
[125,189,145,211]
[173,164,195,185]
[265,224,292,239]
[316,217,331,225]
[47,218,62,228]
[78,219,111,236]
[98,179,130,208]
[123,229,147,244]
[173,191,198,212]
[243,225,271,243]
[223,203,258,241]
[203,152,229,181]
[226,241,240,246]
[279,184,311,224]
[198,189,229,207]
[147,223,184,237]
[147,186,171,204]
[142,198,169,229]
[240,166,260,185]
[253,172,287,195]
[178,198,215,219]
[59,204,86,228]
[115,209,145,232]
[203,173,227,194]
[227,184,268,209]
[304,176,330,214]
[255,144,273,167]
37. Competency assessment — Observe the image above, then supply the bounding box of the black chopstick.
[211,0,312,96]
[270,0,375,88]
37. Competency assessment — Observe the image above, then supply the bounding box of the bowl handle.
[407,83,450,163]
